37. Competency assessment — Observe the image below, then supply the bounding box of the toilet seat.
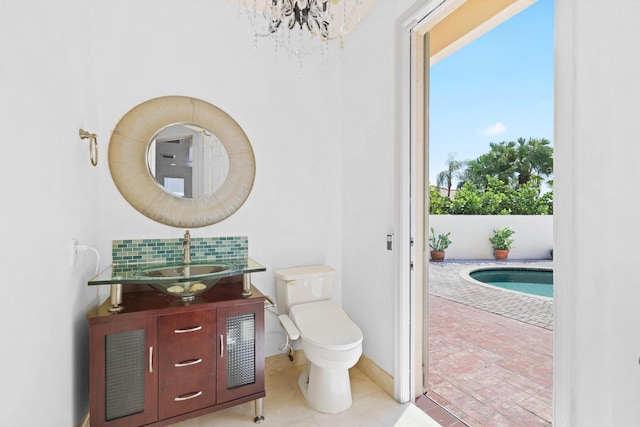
[290,300,363,351]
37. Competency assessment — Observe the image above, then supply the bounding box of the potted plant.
[489,226,515,261]
[429,227,452,262]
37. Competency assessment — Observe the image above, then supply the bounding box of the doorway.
[396,0,552,413]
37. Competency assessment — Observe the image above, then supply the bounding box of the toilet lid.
[290,300,363,351]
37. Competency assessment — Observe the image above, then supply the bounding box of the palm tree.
[463,138,553,189]
[466,141,517,187]
[436,153,463,197]
[513,137,553,186]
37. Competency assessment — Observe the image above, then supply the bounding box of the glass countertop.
[88,257,266,286]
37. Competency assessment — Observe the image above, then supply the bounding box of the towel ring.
[79,129,98,166]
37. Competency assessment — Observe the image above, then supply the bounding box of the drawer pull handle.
[174,325,202,334]
[174,391,203,402]
[174,358,203,368]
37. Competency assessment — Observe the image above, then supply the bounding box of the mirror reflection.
[148,124,229,198]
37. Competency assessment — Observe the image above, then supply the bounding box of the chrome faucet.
[182,230,192,264]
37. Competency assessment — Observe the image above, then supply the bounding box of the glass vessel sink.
[148,278,222,301]
[139,263,232,301]
[140,263,231,278]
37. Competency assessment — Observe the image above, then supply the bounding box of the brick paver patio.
[425,260,553,426]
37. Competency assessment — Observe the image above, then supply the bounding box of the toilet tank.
[275,265,335,314]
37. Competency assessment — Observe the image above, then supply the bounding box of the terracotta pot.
[430,251,445,262]
[493,249,509,261]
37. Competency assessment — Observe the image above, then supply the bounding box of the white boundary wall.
[429,215,553,260]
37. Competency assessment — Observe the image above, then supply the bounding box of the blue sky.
[429,0,554,185]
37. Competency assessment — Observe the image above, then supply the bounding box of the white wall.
[341,0,415,376]
[554,1,640,425]
[430,215,553,259]
[0,1,100,425]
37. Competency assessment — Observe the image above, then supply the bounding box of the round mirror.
[108,96,255,228]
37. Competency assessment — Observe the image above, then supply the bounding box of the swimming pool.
[467,268,553,298]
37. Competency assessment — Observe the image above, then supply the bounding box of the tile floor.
[172,356,438,426]
[427,261,554,426]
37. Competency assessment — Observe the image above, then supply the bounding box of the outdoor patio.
[420,260,553,426]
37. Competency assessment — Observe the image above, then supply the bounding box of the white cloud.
[480,122,507,137]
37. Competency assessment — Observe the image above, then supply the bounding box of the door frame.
[394,0,543,402]
[394,0,445,403]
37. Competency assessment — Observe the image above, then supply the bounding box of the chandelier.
[240,0,363,58]
[266,0,341,39]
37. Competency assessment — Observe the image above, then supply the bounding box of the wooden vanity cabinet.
[88,278,265,427]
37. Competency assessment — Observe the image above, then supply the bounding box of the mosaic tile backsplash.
[112,236,248,267]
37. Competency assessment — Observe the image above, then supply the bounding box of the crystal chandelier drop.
[241,0,363,58]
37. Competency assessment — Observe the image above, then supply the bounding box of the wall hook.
[79,128,98,166]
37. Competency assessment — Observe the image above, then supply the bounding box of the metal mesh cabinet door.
[89,316,158,427]
[216,300,265,403]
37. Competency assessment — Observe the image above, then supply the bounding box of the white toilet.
[276,265,363,414]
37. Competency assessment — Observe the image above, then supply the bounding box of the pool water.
[469,268,553,297]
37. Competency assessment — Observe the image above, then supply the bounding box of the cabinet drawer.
[161,352,213,384]
[158,310,215,384]
[159,375,216,420]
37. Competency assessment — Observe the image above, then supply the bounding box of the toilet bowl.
[275,265,363,414]
[290,300,363,414]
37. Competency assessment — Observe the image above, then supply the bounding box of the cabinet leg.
[108,283,124,312]
[254,398,265,423]
[243,273,253,297]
